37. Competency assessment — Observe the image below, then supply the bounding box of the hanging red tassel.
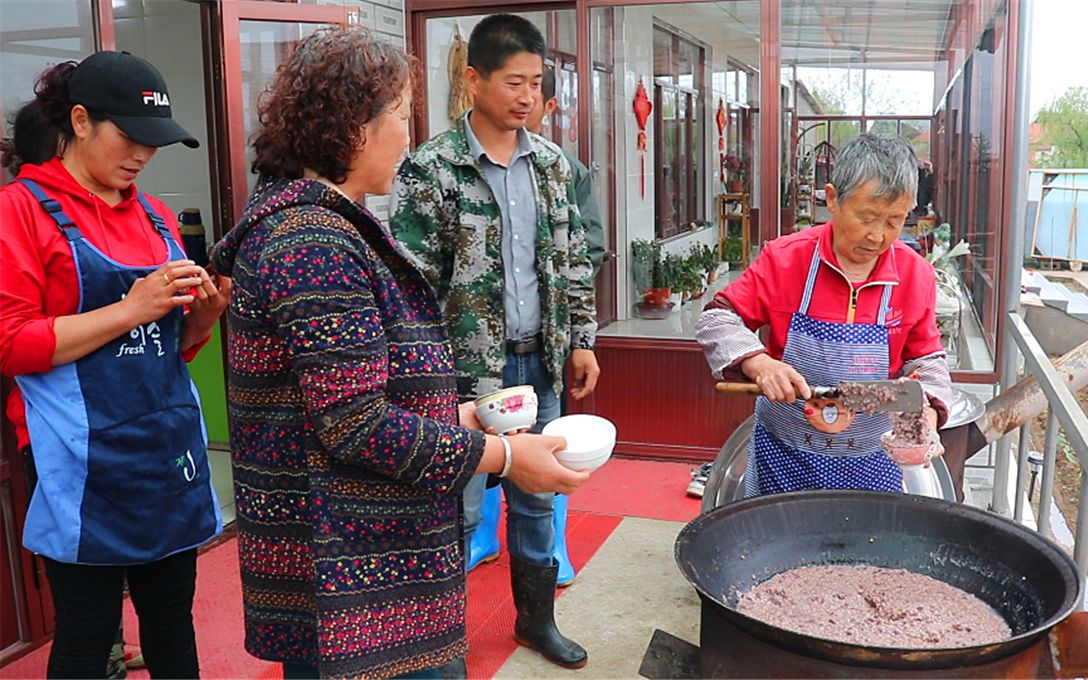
[632,78,652,199]
[716,99,728,186]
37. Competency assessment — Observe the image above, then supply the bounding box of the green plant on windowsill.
[722,235,744,265]
[659,252,684,291]
[678,255,706,299]
[631,239,657,293]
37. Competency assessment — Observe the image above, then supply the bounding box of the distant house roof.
[1029,122,1056,167]
[794,80,823,115]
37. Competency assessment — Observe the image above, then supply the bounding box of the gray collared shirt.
[464,112,541,341]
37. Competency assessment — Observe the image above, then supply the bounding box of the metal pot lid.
[941,388,986,429]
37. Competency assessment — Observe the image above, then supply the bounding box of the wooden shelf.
[717,192,750,268]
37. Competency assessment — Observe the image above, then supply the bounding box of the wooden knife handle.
[715,382,764,396]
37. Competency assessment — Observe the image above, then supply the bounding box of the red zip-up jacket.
[1,158,200,450]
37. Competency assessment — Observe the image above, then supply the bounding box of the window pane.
[1,0,95,143]
[593,2,761,328]
[424,11,575,139]
[239,21,323,195]
[867,119,898,137]
[676,90,689,228]
[901,119,931,161]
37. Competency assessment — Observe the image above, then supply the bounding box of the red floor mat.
[464,508,621,678]
[4,457,695,678]
[1,509,621,680]
[0,538,277,680]
[568,458,703,523]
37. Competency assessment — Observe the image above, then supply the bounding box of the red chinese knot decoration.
[716,99,728,185]
[632,77,652,198]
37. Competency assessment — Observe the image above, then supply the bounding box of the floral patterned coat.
[210,177,485,678]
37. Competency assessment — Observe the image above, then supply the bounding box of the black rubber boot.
[510,558,588,669]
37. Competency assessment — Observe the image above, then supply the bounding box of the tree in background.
[1035,87,1088,168]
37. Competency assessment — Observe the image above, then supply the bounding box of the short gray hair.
[831,133,918,208]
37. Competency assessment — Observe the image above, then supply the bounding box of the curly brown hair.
[250,27,415,184]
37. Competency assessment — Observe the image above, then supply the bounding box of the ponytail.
[10,60,108,165]
[2,101,59,174]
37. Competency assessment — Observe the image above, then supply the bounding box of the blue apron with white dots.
[15,178,221,565]
[745,244,903,497]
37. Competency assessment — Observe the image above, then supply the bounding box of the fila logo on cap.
[142,91,170,106]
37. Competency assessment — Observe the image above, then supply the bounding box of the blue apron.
[745,244,903,496]
[15,178,221,565]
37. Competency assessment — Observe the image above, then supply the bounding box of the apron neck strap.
[876,284,893,325]
[136,193,172,240]
[16,178,81,242]
[797,243,823,315]
[799,242,895,324]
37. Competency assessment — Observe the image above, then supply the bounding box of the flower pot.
[707,268,718,284]
[669,292,683,311]
[728,179,744,193]
[643,287,671,307]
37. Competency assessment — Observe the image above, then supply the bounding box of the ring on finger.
[163,272,171,285]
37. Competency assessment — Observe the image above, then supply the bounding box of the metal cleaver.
[715,378,924,412]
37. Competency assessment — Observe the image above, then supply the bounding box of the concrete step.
[1036,275,1073,312]
[1041,275,1088,321]
[1021,269,1045,294]
[1063,289,1088,321]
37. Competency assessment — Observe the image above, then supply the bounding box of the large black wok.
[675,490,1085,671]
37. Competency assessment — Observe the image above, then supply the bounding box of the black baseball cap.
[68,51,199,149]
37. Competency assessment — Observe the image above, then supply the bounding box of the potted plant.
[679,255,706,300]
[631,239,656,295]
[722,234,744,268]
[694,243,721,283]
[799,151,814,183]
[724,153,746,193]
[630,240,672,308]
[662,252,684,310]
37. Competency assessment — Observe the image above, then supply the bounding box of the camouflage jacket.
[390,114,597,399]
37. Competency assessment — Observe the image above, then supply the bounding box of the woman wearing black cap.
[0,51,228,678]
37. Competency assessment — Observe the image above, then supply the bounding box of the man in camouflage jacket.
[389,14,598,670]
[390,116,598,402]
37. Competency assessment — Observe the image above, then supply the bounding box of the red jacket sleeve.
[0,189,58,376]
[716,244,775,332]
[901,266,945,362]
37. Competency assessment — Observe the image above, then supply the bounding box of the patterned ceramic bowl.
[881,430,943,467]
[474,386,538,435]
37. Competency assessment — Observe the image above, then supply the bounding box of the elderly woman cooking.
[696,134,955,496]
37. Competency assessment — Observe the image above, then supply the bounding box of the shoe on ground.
[686,462,714,498]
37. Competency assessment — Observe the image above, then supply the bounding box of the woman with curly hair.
[209,27,588,679]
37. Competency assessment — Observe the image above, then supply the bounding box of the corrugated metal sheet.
[1028,172,1088,263]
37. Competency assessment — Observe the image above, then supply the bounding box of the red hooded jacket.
[1,158,198,450]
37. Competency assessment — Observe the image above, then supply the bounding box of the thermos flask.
[178,208,209,267]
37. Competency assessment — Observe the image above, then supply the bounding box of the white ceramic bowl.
[541,414,617,472]
[475,386,538,434]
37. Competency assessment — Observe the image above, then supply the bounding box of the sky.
[1029,0,1088,117]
